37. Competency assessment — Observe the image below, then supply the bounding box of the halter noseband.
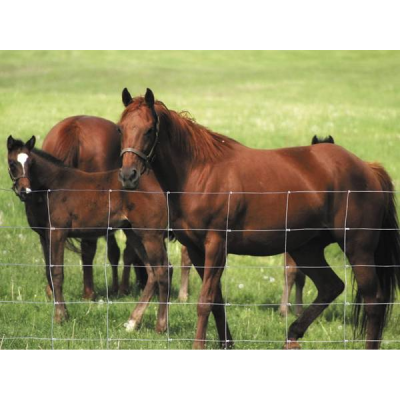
[120,112,160,172]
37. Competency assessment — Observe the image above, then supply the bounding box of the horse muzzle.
[16,187,32,202]
[118,167,140,190]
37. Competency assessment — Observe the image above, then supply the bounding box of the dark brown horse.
[42,115,146,298]
[7,136,172,331]
[118,88,400,349]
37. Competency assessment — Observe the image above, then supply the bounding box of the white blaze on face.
[17,153,29,175]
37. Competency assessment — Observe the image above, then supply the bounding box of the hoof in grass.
[124,319,139,332]
[283,340,301,350]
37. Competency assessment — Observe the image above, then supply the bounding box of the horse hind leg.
[285,239,345,349]
[294,269,306,316]
[346,247,385,349]
[178,246,191,302]
[279,253,297,317]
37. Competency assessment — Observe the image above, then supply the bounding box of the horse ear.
[311,135,318,145]
[7,135,15,151]
[122,88,132,107]
[145,88,155,108]
[327,135,335,144]
[25,136,36,151]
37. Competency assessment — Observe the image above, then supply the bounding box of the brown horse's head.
[118,88,159,189]
[7,135,36,201]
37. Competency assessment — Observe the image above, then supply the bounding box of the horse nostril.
[129,169,138,181]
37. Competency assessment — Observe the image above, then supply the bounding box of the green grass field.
[1,51,400,349]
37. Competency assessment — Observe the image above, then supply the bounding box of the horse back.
[42,115,121,171]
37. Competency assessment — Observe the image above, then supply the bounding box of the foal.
[7,135,171,331]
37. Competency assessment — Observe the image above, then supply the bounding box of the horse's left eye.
[146,128,152,136]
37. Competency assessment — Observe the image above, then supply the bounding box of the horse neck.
[30,152,66,190]
[152,135,191,193]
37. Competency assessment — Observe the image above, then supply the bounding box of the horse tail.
[65,238,82,255]
[353,162,400,338]
[50,120,81,167]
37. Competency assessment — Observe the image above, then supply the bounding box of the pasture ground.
[1,51,400,349]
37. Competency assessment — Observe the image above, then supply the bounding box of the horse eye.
[145,128,152,136]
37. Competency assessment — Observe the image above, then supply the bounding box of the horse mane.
[32,148,68,167]
[120,97,239,163]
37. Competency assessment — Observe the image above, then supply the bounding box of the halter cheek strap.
[8,165,29,196]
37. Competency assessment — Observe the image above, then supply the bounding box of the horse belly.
[228,229,319,256]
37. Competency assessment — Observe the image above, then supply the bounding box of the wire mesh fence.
[1,187,400,349]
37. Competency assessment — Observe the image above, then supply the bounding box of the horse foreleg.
[107,234,120,294]
[193,236,230,349]
[48,230,68,323]
[178,246,191,302]
[39,234,53,299]
[81,239,97,300]
[125,265,157,331]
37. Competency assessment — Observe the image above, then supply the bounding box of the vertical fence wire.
[46,189,55,350]
[224,191,232,349]
[103,189,112,349]
[166,191,171,349]
[284,191,291,344]
[343,190,351,349]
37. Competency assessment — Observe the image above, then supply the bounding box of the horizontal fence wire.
[1,187,400,348]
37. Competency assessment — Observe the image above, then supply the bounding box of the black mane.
[32,148,68,168]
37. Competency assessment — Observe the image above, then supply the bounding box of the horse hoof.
[279,307,288,317]
[283,340,301,350]
[118,286,130,296]
[178,293,188,303]
[221,340,234,350]
[110,285,119,295]
[124,319,139,332]
[82,291,95,301]
[155,323,167,334]
[193,342,205,350]
[54,308,69,324]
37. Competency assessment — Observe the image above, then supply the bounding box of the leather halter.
[120,112,160,172]
[8,164,29,196]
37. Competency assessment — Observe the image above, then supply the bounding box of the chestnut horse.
[7,136,172,331]
[118,88,400,349]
